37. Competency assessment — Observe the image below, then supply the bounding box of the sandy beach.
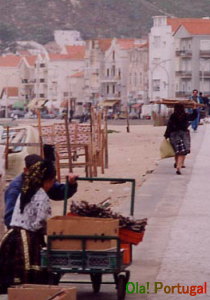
[51,124,165,216]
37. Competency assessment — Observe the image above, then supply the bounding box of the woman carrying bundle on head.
[0,160,56,293]
[164,103,197,175]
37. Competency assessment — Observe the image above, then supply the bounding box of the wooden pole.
[104,108,109,169]
[5,126,9,169]
[36,109,44,158]
[64,114,73,172]
[126,108,130,133]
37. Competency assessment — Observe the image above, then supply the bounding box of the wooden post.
[5,126,9,170]
[126,108,130,133]
[64,114,73,172]
[90,105,97,176]
[103,108,109,169]
[36,109,44,158]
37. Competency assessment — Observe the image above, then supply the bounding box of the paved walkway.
[130,123,210,299]
[1,123,209,300]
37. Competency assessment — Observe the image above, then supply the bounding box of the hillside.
[0,0,210,46]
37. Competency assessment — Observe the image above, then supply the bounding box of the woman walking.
[164,103,197,175]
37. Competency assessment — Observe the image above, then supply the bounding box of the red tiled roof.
[167,18,210,34]
[24,55,37,67]
[117,39,136,50]
[48,54,70,61]
[0,55,22,67]
[117,39,148,50]
[64,45,86,59]
[97,39,112,51]
[70,71,84,78]
[1,87,18,97]
[181,22,210,35]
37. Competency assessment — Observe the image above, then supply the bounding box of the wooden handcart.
[41,177,141,300]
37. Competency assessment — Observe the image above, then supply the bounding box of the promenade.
[1,123,209,300]
[130,122,209,299]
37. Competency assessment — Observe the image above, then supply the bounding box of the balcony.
[200,50,210,58]
[176,70,192,77]
[199,71,210,78]
[176,50,192,57]
[22,79,36,85]
[176,91,191,98]
[101,76,121,83]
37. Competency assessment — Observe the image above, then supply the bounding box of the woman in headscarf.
[164,103,197,175]
[0,160,56,292]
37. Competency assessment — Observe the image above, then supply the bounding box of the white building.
[84,39,112,105]
[149,16,210,101]
[174,18,210,98]
[0,55,21,99]
[54,30,85,50]
[33,45,86,111]
[127,41,149,104]
[149,16,176,101]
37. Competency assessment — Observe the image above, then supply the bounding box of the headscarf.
[20,160,55,213]
[173,103,187,122]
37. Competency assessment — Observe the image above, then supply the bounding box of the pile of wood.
[70,200,147,233]
[151,98,205,108]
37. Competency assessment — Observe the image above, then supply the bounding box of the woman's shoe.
[176,170,181,175]
[182,165,186,168]
[174,163,177,168]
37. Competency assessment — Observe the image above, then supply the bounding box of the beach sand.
[51,124,165,216]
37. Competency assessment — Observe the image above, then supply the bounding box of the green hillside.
[0,0,210,46]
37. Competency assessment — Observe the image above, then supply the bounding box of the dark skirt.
[169,130,190,155]
[0,227,46,289]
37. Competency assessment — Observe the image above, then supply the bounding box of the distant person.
[4,154,78,228]
[189,89,202,131]
[69,109,74,123]
[201,94,209,118]
[164,103,197,175]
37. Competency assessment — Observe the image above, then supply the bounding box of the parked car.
[9,110,25,118]
[129,112,138,119]
[40,113,56,119]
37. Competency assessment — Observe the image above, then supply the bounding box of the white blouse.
[11,188,51,232]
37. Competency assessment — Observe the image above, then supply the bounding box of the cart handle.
[63,177,135,216]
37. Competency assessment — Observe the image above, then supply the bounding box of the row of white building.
[1,16,210,115]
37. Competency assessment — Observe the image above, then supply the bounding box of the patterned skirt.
[0,227,47,289]
[169,130,191,156]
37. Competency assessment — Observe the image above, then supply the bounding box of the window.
[112,65,115,76]
[153,36,161,48]
[118,69,121,79]
[112,85,115,94]
[107,69,109,77]
[152,80,160,91]
[39,93,45,98]
[63,92,68,97]
[139,72,143,85]
[134,73,137,87]
[40,63,45,68]
[107,85,109,94]
[113,51,115,61]
[40,78,45,83]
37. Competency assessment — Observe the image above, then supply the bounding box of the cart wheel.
[48,272,61,285]
[90,273,102,293]
[117,274,126,300]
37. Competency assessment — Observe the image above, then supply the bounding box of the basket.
[119,228,144,245]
